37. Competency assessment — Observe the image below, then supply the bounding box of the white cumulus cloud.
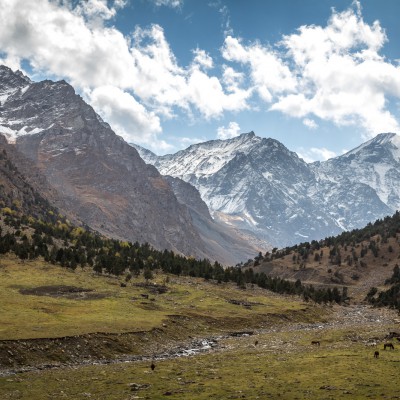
[192,48,214,70]
[222,35,297,102]
[297,147,337,163]
[131,25,251,118]
[1,0,400,148]
[88,86,165,149]
[303,118,318,129]
[76,0,124,24]
[152,0,183,8]
[221,1,400,138]
[270,2,400,137]
[0,0,251,149]
[217,122,241,139]
[0,0,136,88]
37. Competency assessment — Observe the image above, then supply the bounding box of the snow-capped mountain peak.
[0,68,90,143]
[0,65,31,107]
[317,132,400,210]
[153,131,261,178]
[134,131,400,247]
[136,131,304,182]
[342,132,399,160]
[133,132,321,246]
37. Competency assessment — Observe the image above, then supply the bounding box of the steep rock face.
[0,65,208,258]
[134,132,399,247]
[164,176,265,265]
[164,176,211,220]
[0,134,61,220]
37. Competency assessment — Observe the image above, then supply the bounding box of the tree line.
[0,209,346,305]
[284,211,400,261]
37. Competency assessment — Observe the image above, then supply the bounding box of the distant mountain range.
[2,65,400,264]
[0,65,260,265]
[133,131,400,247]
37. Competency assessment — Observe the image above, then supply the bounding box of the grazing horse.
[384,343,394,350]
[374,351,379,358]
[311,341,320,346]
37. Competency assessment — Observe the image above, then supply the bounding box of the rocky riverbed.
[1,304,398,378]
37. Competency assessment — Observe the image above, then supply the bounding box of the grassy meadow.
[0,255,307,341]
[1,255,399,399]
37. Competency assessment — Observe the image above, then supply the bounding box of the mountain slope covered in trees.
[245,211,400,308]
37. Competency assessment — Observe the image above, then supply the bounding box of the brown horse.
[311,341,320,346]
[374,351,379,358]
[384,343,394,350]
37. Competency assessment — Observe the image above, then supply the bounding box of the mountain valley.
[1,66,400,400]
[2,1,400,399]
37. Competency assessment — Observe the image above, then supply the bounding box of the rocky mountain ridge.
[134,131,399,247]
[0,65,221,261]
[312,132,400,211]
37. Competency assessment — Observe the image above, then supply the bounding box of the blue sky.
[1,0,400,161]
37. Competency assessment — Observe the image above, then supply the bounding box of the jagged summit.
[0,67,90,143]
[225,130,256,143]
[137,131,300,182]
[340,132,400,161]
[136,132,322,246]
[0,66,32,112]
[131,143,159,165]
[314,132,400,212]
[0,65,31,83]
[192,130,256,147]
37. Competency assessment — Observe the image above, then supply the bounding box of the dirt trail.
[278,304,399,341]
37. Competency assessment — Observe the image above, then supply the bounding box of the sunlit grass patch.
[0,256,311,340]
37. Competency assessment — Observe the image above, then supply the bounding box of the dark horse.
[384,343,395,350]
[374,351,379,358]
[311,341,320,346]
